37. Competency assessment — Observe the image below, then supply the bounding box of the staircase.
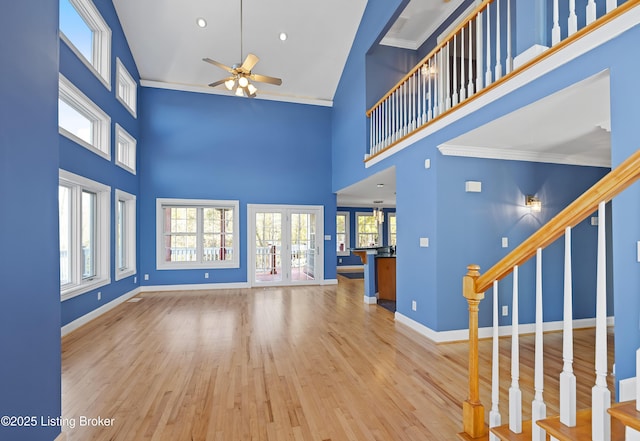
[458,147,640,441]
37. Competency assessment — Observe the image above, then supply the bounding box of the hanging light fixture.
[373,201,385,224]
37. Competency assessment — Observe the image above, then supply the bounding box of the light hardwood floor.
[61,276,613,440]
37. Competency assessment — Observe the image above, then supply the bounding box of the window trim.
[355,212,383,248]
[336,211,350,256]
[115,58,137,117]
[114,189,137,281]
[387,212,397,246]
[59,74,111,159]
[114,123,136,174]
[59,0,112,90]
[156,198,240,270]
[59,169,111,301]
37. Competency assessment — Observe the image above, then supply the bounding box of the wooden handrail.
[366,0,494,117]
[475,148,640,294]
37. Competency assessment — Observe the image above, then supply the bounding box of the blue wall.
[139,88,336,285]
[0,1,61,440]
[59,0,141,326]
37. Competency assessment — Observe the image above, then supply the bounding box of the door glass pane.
[291,213,316,281]
[255,212,282,282]
[81,190,96,279]
[59,186,72,285]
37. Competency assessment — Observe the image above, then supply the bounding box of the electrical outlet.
[502,305,508,316]
[339,258,342,263]
[97,292,101,301]
[204,272,209,279]
[502,237,509,248]
[144,274,149,281]
[411,300,417,311]
[134,276,137,284]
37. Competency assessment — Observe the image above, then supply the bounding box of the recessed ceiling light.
[377,183,384,188]
[196,17,207,28]
[279,32,288,41]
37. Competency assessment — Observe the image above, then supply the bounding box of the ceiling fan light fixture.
[224,79,236,91]
[247,83,258,95]
[238,76,249,88]
[235,87,245,97]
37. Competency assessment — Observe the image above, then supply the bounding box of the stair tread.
[489,420,532,441]
[609,400,640,431]
[536,408,624,441]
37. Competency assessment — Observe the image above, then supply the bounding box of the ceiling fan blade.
[208,77,234,88]
[250,74,282,86]
[203,58,234,73]
[240,53,259,72]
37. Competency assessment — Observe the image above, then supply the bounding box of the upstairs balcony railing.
[366,0,626,161]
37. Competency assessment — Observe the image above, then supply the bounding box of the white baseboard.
[364,295,377,304]
[322,279,338,285]
[394,312,615,344]
[337,265,364,272]
[61,287,141,337]
[140,281,250,292]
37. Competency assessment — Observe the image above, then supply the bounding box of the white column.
[560,227,577,428]
[532,248,547,441]
[485,5,492,86]
[506,0,512,74]
[568,0,578,36]
[587,0,597,25]
[490,280,501,441]
[495,0,502,81]
[509,265,522,433]
[552,0,561,45]
[592,201,611,441]
[467,20,474,97]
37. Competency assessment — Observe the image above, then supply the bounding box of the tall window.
[59,74,111,159]
[356,212,382,247]
[59,170,111,300]
[59,0,112,88]
[156,199,240,269]
[115,189,136,281]
[336,211,350,255]
[388,212,397,246]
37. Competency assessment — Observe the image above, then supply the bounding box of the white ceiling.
[112,0,368,106]
[112,0,461,106]
[337,168,397,208]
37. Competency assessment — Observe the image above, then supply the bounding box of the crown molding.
[140,80,333,107]
[438,144,611,168]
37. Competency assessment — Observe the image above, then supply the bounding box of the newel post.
[463,264,486,438]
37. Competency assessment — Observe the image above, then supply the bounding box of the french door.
[248,204,324,286]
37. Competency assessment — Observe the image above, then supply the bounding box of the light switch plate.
[419,237,429,247]
[502,237,509,248]
[465,181,482,193]
[591,216,599,226]
[424,159,431,169]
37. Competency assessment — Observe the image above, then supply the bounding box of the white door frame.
[248,204,324,287]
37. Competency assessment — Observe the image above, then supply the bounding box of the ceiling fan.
[203,0,282,98]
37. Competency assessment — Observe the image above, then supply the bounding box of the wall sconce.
[525,195,542,212]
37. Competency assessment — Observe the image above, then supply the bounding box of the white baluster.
[428,58,433,120]
[568,0,578,36]
[592,201,611,441]
[506,0,512,73]
[490,280,501,441]
[532,248,547,441]
[607,0,617,13]
[485,5,492,86]
[369,109,373,154]
[467,20,474,97]
[560,227,577,428]
[495,0,502,80]
[438,49,444,115]
[476,11,484,92]
[421,65,427,123]
[587,0,596,25]
[411,74,415,130]
[452,34,459,106]
[460,26,466,102]
[509,265,522,433]
[445,43,451,111]
[552,0,561,45]
[401,82,406,136]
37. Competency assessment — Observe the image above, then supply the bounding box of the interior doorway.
[248,204,324,286]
